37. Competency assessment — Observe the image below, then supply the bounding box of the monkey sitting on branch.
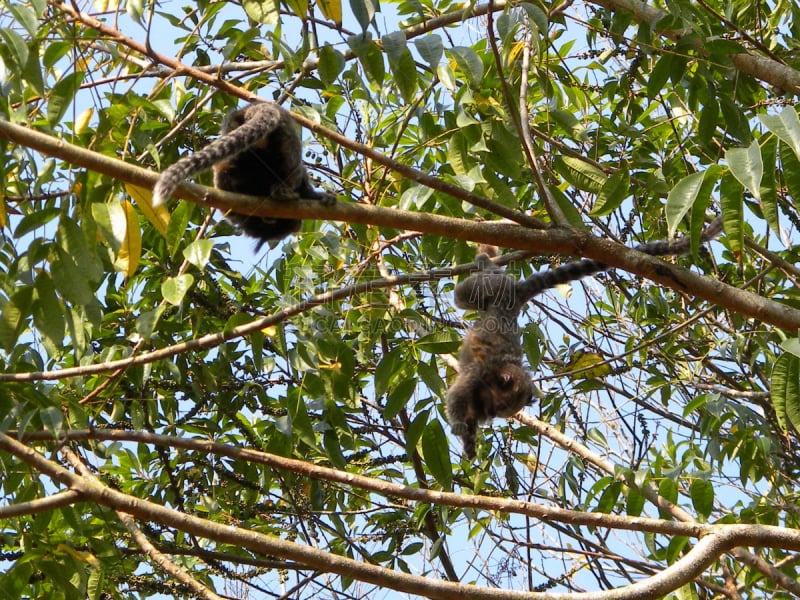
[153,102,336,250]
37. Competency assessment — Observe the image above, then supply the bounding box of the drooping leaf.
[421,420,452,490]
[555,156,606,193]
[719,173,743,255]
[161,274,195,306]
[182,239,214,270]
[126,183,169,237]
[32,272,65,351]
[771,352,800,432]
[318,45,345,86]
[241,0,279,24]
[116,200,141,278]
[726,139,763,201]
[48,71,84,126]
[448,46,483,88]
[316,0,342,25]
[414,35,443,68]
[690,479,714,520]
[590,168,630,217]
[666,171,705,239]
[759,106,800,159]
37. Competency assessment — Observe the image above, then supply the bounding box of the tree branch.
[0,118,796,331]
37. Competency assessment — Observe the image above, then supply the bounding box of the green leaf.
[374,347,405,397]
[448,47,483,88]
[690,479,714,520]
[446,131,472,176]
[166,201,192,258]
[0,288,32,353]
[242,0,279,24]
[666,171,704,239]
[595,481,622,513]
[32,272,64,351]
[759,106,800,159]
[390,49,419,103]
[719,96,751,144]
[135,306,166,342]
[555,156,606,193]
[351,0,377,30]
[719,173,743,254]
[590,168,630,216]
[520,2,548,35]
[40,406,64,438]
[382,31,407,63]
[647,54,673,99]
[57,217,102,282]
[549,185,585,227]
[48,71,84,126]
[771,353,800,432]
[421,420,452,490]
[696,97,719,149]
[348,35,385,86]
[626,489,645,517]
[91,202,125,254]
[318,45,345,86]
[0,28,29,68]
[726,139,763,201]
[782,338,800,359]
[657,478,678,518]
[161,274,195,306]
[287,388,317,448]
[414,35,443,68]
[760,135,780,239]
[399,185,435,211]
[52,248,94,306]
[6,3,39,37]
[384,378,417,420]
[182,240,214,270]
[284,0,309,17]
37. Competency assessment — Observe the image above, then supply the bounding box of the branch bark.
[1,118,797,332]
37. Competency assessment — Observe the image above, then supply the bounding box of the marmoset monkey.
[447,217,723,458]
[153,102,336,249]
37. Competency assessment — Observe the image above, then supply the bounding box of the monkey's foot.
[314,191,337,206]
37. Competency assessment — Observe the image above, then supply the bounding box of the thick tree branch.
[6,431,800,599]
[1,118,796,332]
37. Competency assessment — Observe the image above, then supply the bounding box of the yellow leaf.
[561,350,612,380]
[125,183,169,236]
[74,108,93,134]
[56,544,100,568]
[0,199,7,228]
[316,0,342,25]
[319,361,342,371]
[116,200,142,278]
[261,325,277,337]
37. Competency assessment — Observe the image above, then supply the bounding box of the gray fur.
[446,217,723,459]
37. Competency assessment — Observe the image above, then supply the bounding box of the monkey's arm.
[445,368,485,458]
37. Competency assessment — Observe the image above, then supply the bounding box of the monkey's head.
[482,362,533,419]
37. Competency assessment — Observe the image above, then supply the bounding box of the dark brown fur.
[153,102,335,249]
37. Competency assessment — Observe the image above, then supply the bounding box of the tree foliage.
[3,0,800,598]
